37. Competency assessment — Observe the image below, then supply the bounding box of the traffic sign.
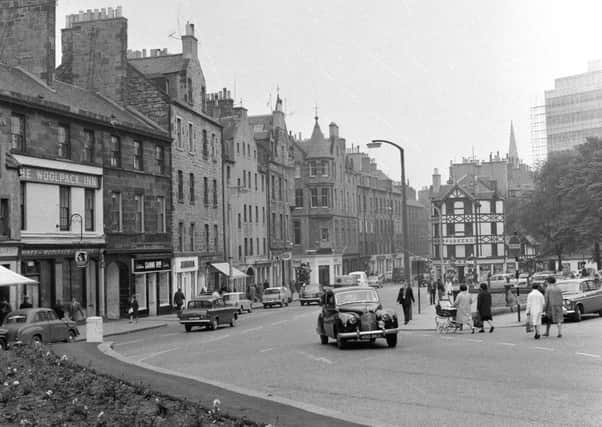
[75,250,88,268]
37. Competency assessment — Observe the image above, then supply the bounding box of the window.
[261,175,264,191]
[279,177,282,200]
[295,189,303,207]
[211,134,216,158]
[11,113,25,151]
[237,142,240,154]
[244,238,248,256]
[254,173,258,190]
[272,213,276,235]
[243,204,247,222]
[255,206,258,223]
[190,223,195,251]
[309,161,316,176]
[189,173,195,203]
[134,141,143,170]
[214,225,218,250]
[271,176,275,200]
[248,171,251,189]
[84,189,95,231]
[20,183,25,230]
[249,237,253,255]
[83,130,94,162]
[203,177,209,205]
[59,186,70,231]
[157,196,165,232]
[134,194,144,232]
[456,245,466,258]
[262,207,265,223]
[110,136,121,167]
[0,199,9,237]
[280,214,283,239]
[242,143,246,156]
[155,145,165,174]
[454,223,465,236]
[320,188,329,207]
[187,78,193,105]
[294,220,301,244]
[263,238,266,254]
[238,213,241,228]
[453,201,464,215]
[111,192,121,232]
[212,179,217,206]
[311,188,318,207]
[243,170,246,187]
[177,171,184,202]
[226,166,231,184]
[238,245,242,259]
[205,224,209,250]
[188,123,194,151]
[57,124,70,158]
[320,227,329,241]
[176,118,182,148]
[178,222,183,251]
[202,130,208,158]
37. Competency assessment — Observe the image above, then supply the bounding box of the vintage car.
[178,296,239,332]
[316,286,399,349]
[223,292,253,313]
[367,274,384,288]
[262,287,289,308]
[558,279,602,321]
[348,271,369,287]
[0,328,7,350]
[2,308,79,346]
[299,284,323,306]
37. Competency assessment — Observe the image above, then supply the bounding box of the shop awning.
[0,265,38,287]
[210,263,248,279]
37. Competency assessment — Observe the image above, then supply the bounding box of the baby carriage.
[435,300,461,333]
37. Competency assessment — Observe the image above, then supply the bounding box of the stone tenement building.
[57,10,224,302]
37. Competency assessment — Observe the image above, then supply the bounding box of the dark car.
[2,308,79,346]
[299,284,323,306]
[0,328,7,350]
[558,279,602,321]
[317,287,399,349]
[178,296,239,332]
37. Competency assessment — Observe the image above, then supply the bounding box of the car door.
[591,280,602,312]
[31,311,48,342]
[214,298,230,323]
[47,310,67,342]
[322,292,337,337]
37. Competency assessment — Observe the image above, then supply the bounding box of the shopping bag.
[525,315,533,333]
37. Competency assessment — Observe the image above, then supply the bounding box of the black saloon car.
[178,296,239,332]
[317,286,399,349]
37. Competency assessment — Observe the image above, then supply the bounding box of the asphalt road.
[108,285,602,427]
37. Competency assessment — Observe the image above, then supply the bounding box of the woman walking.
[454,284,474,333]
[477,282,494,333]
[526,283,545,339]
[128,295,139,323]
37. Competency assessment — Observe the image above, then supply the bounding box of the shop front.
[0,246,21,310]
[173,256,198,300]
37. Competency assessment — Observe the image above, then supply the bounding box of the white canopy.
[0,265,38,287]
[210,263,248,279]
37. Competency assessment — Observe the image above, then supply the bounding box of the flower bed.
[0,345,262,426]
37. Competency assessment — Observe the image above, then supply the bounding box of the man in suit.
[396,281,415,324]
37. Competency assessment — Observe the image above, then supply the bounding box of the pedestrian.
[396,281,415,325]
[0,297,12,324]
[70,298,85,322]
[476,283,494,333]
[543,276,563,338]
[249,283,256,302]
[427,280,436,305]
[526,283,545,339]
[53,300,65,319]
[173,287,185,312]
[19,295,33,309]
[128,295,139,323]
[436,279,445,302]
[444,278,454,303]
[454,284,475,333]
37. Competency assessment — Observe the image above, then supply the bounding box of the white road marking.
[160,332,180,337]
[271,320,289,326]
[576,352,601,359]
[260,347,274,353]
[201,334,230,344]
[137,346,179,362]
[242,326,263,333]
[466,339,483,343]
[533,346,554,352]
[440,336,454,340]
[296,351,333,364]
[114,338,145,346]
[497,342,516,347]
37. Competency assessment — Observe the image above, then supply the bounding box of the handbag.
[525,314,533,333]
[128,307,133,315]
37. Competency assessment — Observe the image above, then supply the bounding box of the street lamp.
[367,139,415,312]
[432,205,445,283]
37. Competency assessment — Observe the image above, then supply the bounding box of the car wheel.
[574,305,583,322]
[320,334,328,344]
[284,302,289,307]
[66,330,76,343]
[300,301,305,306]
[230,314,238,327]
[185,325,192,332]
[210,319,219,330]
[31,335,42,346]
[336,333,346,349]
[247,305,253,313]
[386,334,398,348]
[263,304,268,309]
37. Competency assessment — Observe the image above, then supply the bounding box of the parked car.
[558,279,602,321]
[2,308,79,346]
[516,273,531,288]
[178,296,239,332]
[299,284,323,306]
[0,328,7,350]
[223,292,253,313]
[262,287,289,308]
[348,271,369,287]
[316,286,399,349]
[367,274,384,288]
[332,275,359,288]
[488,273,513,289]
[530,271,556,289]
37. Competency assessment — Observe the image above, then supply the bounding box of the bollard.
[86,316,103,343]
[516,286,521,323]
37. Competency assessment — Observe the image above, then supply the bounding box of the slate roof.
[0,64,168,138]
[303,118,333,159]
[128,54,189,77]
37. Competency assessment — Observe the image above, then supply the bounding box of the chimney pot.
[116,6,123,17]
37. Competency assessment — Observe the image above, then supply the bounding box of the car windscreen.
[335,290,379,305]
[4,313,27,324]
[187,300,213,309]
[304,285,319,292]
[264,289,281,294]
[557,282,580,293]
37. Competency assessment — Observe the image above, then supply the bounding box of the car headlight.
[381,312,391,321]
[378,320,385,328]
[563,299,574,309]
[340,313,358,326]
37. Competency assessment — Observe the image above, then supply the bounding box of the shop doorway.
[318,265,330,286]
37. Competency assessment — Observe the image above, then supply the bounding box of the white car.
[262,287,289,308]
[367,274,384,288]
[223,292,253,313]
[348,271,369,287]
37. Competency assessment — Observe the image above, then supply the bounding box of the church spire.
[508,121,519,167]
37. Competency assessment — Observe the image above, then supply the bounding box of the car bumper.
[179,319,210,325]
[337,328,399,340]
[300,297,320,303]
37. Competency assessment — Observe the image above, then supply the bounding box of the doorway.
[318,265,330,286]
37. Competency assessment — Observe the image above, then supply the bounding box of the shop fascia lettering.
[133,258,171,273]
[20,166,99,188]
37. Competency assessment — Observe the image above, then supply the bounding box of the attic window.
[187,78,193,105]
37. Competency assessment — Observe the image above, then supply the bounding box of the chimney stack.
[432,168,441,194]
[329,122,339,139]
[182,21,198,59]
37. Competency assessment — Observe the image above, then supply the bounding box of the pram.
[435,300,461,333]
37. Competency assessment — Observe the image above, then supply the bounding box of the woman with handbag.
[526,283,545,339]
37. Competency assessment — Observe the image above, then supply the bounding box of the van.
[348,271,369,287]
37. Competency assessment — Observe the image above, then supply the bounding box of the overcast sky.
[56,0,602,190]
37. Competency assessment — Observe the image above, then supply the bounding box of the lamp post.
[367,139,415,311]
[432,205,445,283]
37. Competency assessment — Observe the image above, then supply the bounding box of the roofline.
[128,53,184,61]
[171,99,222,128]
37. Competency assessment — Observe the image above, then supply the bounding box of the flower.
[46,390,53,397]
[12,380,19,386]
[97,411,104,418]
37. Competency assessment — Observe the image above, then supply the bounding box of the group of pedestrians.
[526,276,563,339]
